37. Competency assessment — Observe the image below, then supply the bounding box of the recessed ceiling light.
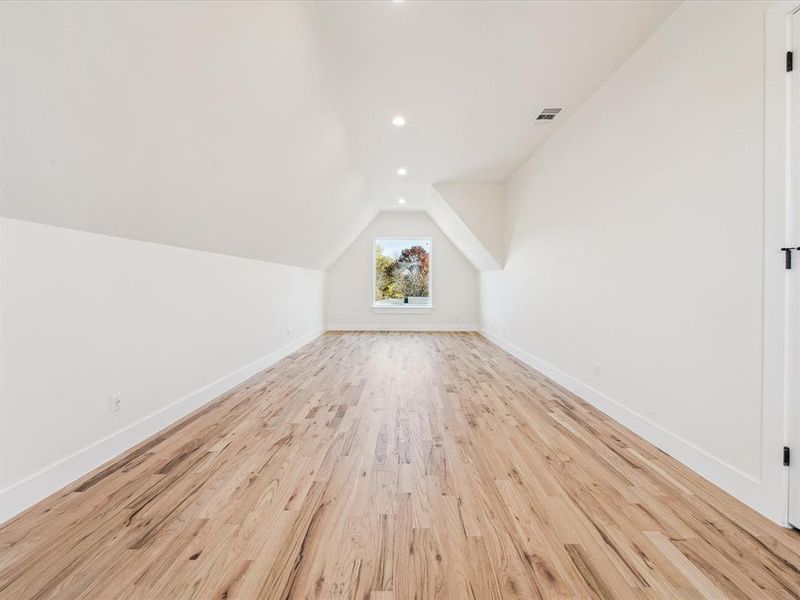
[397,198,406,204]
[392,115,406,127]
[397,167,407,176]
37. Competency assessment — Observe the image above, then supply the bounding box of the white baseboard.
[4,326,775,526]
[327,323,477,332]
[478,329,777,524]
[0,329,323,524]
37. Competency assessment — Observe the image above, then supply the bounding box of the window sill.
[372,305,433,314]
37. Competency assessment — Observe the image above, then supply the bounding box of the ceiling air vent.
[535,107,562,122]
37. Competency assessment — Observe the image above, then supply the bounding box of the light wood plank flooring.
[1,331,799,599]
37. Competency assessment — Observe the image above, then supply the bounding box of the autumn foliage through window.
[374,238,431,306]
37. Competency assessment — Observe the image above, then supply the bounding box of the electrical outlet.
[593,362,601,377]
[110,392,122,413]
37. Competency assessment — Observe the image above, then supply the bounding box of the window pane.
[374,238,431,306]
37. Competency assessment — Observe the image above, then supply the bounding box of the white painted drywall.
[327,211,479,330]
[434,183,506,267]
[480,2,784,523]
[426,190,501,271]
[0,1,677,264]
[0,218,325,522]
[0,1,372,270]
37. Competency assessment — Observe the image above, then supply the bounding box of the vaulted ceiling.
[0,1,678,269]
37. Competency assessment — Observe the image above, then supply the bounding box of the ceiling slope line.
[429,183,506,271]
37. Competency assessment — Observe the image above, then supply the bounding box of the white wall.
[0,1,371,270]
[434,183,506,267]
[480,1,784,523]
[327,211,479,330]
[0,218,325,522]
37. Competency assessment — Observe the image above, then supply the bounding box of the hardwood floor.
[1,332,799,599]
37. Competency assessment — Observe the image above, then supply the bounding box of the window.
[373,237,432,308]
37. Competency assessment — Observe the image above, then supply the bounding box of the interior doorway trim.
[764,0,800,527]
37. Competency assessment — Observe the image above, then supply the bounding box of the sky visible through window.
[377,238,431,259]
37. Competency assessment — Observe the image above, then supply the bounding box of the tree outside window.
[374,238,431,307]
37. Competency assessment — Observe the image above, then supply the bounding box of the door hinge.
[784,446,791,467]
[788,51,794,72]
[780,247,799,269]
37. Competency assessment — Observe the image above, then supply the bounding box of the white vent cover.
[535,107,562,121]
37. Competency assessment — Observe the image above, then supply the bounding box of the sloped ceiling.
[0,1,679,270]
[0,1,371,269]
[433,184,506,270]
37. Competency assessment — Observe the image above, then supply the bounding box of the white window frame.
[372,236,433,311]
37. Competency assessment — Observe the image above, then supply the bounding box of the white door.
[790,9,800,529]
